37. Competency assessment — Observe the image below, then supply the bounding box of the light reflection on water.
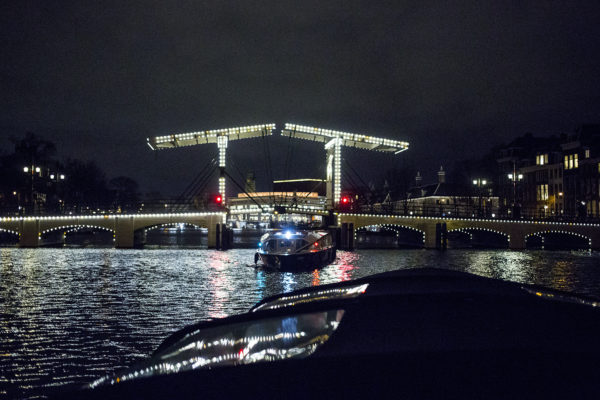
[0,247,599,399]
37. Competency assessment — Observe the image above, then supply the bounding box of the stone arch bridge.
[338,213,600,250]
[0,212,226,248]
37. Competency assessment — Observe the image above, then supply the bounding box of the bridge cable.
[173,157,216,209]
[174,157,217,211]
[223,170,266,212]
[228,157,270,209]
[343,158,379,206]
[283,128,297,180]
[261,128,276,206]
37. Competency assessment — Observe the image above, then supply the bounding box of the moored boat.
[255,230,336,269]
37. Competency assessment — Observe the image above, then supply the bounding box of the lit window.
[565,154,579,170]
[585,149,590,158]
[536,184,548,201]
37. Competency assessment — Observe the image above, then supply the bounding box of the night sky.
[2,1,599,196]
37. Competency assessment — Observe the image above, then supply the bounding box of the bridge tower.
[147,124,275,205]
[281,124,409,208]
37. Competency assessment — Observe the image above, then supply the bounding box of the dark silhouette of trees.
[109,176,139,212]
[0,132,140,215]
[11,132,57,166]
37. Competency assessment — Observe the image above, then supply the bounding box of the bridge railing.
[0,199,223,218]
[1,200,598,224]
[359,203,600,224]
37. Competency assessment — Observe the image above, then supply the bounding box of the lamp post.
[23,165,39,214]
[472,178,488,217]
[49,172,66,214]
[507,171,523,219]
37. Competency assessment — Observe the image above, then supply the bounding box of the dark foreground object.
[55,268,600,399]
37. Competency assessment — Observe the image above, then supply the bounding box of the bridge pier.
[423,224,439,249]
[19,219,39,248]
[114,216,135,248]
[508,232,526,250]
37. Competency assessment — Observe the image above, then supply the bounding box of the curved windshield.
[89,309,345,389]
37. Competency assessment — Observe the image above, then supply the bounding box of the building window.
[536,154,548,165]
[585,149,590,158]
[536,184,548,201]
[565,154,579,170]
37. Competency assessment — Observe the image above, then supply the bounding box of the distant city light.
[35,167,40,173]
[50,174,55,179]
[23,167,29,172]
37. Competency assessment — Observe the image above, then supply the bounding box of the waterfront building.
[495,124,600,219]
[227,178,327,227]
[375,167,500,218]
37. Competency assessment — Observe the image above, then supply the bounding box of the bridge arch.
[0,228,19,246]
[0,228,19,237]
[447,227,510,249]
[138,222,206,233]
[41,224,115,236]
[525,230,591,250]
[137,222,208,248]
[355,224,425,248]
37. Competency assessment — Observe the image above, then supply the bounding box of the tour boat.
[255,230,336,269]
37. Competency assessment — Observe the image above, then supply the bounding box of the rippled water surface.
[1,248,600,398]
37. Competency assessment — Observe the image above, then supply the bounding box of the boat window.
[278,239,292,248]
[296,239,309,249]
[265,240,276,251]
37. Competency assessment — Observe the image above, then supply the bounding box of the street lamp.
[23,165,38,214]
[507,170,523,219]
[472,178,488,217]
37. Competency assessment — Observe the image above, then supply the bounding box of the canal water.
[1,248,599,399]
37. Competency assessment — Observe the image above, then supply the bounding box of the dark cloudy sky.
[2,1,599,195]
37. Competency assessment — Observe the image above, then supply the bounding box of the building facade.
[496,125,600,220]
